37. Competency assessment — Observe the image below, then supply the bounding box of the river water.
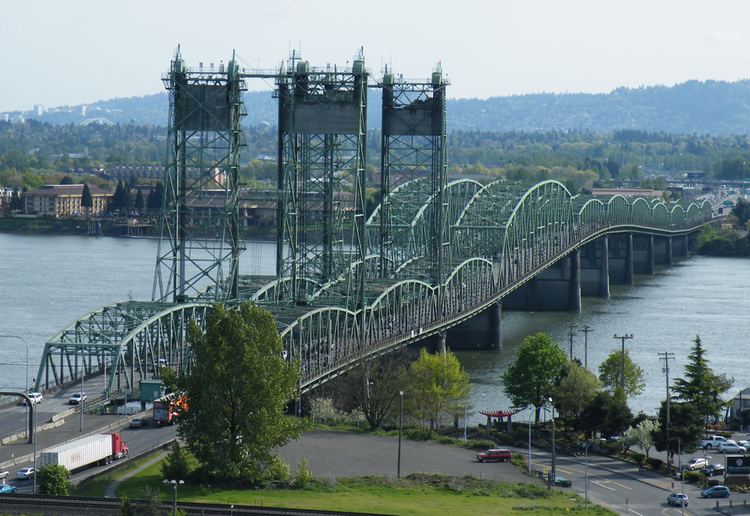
[0,233,747,419]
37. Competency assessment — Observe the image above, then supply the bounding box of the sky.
[1,0,749,112]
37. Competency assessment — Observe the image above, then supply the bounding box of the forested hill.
[6,79,750,135]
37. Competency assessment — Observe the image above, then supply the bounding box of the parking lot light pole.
[163,478,184,515]
[527,404,533,476]
[397,391,404,479]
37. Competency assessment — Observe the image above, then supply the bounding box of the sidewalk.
[104,449,167,498]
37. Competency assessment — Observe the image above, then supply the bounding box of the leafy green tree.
[353,354,408,429]
[169,303,305,482]
[59,175,74,185]
[554,361,600,432]
[577,391,610,437]
[652,400,703,464]
[37,464,70,495]
[598,350,645,398]
[733,198,750,227]
[503,333,568,423]
[601,387,633,438]
[406,348,470,430]
[620,419,657,458]
[672,335,732,428]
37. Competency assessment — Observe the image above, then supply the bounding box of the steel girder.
[35,302,211,396]
[153,50,246,303]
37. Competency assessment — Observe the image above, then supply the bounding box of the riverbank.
[694,225,750,257]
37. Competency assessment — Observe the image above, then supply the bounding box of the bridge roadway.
[32,179,716,398]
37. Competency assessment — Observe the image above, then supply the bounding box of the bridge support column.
[447,303,503,351]
[632,234,655,275]
[672,234,689,258]
[503,252,581,311]
[436,332,447,354]
[568,249,581,312]
[654,236,672,266]
[600,236,610,297]
[608,233,634,285]
[666,237,673,265]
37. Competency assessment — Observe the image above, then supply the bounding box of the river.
[0,233,747,419]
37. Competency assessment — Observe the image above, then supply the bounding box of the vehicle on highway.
[553,476,572,487]
[129,417,147,428]
[40,433,128,472]
[476,448,512,462]
[700,435,730,449]
[667,492,688,507]
[718,442,747,454]
[15,467,34,480]
[68,392,87,405]
[701,485,730,498]
[685,457,707,471]
[153,394,188,426]
[17,392,43,406]
[700,464,726,477]
[0,484,17,494]
[0,470,8,483]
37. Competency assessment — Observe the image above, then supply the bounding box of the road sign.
[726,455,750,475]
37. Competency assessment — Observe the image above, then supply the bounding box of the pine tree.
[134,189,144,210]
[81,183,93,209]
[672,335,732,427]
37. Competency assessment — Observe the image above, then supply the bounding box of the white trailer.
[40,434,112,472]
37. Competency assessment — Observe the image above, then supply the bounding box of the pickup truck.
[700,436,730,449]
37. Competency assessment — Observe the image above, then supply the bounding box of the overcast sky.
[1,0,748,112]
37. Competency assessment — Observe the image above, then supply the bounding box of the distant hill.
[5,79,750,135]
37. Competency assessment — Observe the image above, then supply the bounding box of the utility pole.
[580,325,593,369]
[613,334,634,390]
[659,351,675,471]
[568,323,575,360]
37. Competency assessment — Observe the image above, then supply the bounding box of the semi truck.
[40,433,128,472]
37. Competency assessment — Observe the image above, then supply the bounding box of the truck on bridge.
[153,394,188,426]
[40,433,128,472]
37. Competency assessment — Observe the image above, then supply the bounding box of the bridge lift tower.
[274,51,368,311]
[377,67,448,285]
[153,47,247,303]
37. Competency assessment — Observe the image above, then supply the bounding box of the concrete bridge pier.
[446,301,503,351]
[503,251,581,311]
[580,236,610,298]
[633,234,655,275]
[654,236,673,266]
[672,234,689,258]
[435,331,447,354]
[608,233,634,285]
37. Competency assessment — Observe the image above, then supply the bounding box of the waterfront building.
[23,184,112,218]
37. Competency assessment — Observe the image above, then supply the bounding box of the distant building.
[23,184,112,218]
[0,187,16,213]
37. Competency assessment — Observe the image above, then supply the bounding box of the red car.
[477,448,512,462]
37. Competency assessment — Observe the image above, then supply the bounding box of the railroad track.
[0,493,383,515]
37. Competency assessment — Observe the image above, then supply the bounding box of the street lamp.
[0,335,29,392]
[527,404,534,476]
[548,397,556,488]
[584,441,593,508]
[162,478,184,515]
[463,404,468,443]
[397,390,404,479]
[77,349,85,432]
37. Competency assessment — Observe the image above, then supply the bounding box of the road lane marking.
[591,480,616,491]
[609,479,633,491]
[626,507,644,516]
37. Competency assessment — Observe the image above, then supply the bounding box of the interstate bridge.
[34,49,717,398]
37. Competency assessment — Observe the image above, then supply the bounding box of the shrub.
[161,442,196,481]
[683,471,702,483]
[630,452,646,465]
[37,464,70,495]
[648,457,664,471]
[404,428,436,441]
[707,478,722,487]
[464,439,496,451]
[295,458,313,487]
[265,455,290,482]
[310,397,346,425]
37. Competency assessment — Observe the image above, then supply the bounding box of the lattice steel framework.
[153,48,246,303]
[275,53,368,312]
[374,68,448,284]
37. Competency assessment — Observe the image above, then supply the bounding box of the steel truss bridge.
[34,49,717,398]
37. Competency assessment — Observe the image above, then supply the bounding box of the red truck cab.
[111,433,129,460]
[477,448,512,462]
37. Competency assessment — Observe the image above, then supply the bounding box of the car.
[129,417,147,428]
[700,464,726,477]
[15,467,34,480]
[0,484,17,494]
[701,485,731,498]
[476,448,512,462]
[685,457,707,471]
[667,492,688,507]
[68,392,87,405]
[553,476,572,487]
[718,442,747,454]
[701,436,729,449]
[17,392,43,406]
[738,440,750,448]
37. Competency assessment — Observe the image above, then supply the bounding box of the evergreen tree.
[672,335,733,427]
[111,180,125,211]
[81,182,93,211]
[59,175,74,185]
[123,181,133,210]
[652,400,703,464]
[147,182,164,211]
[134,188,144,210]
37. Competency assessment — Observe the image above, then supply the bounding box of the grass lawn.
[116,459,614,516]
[73,450,166,497]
